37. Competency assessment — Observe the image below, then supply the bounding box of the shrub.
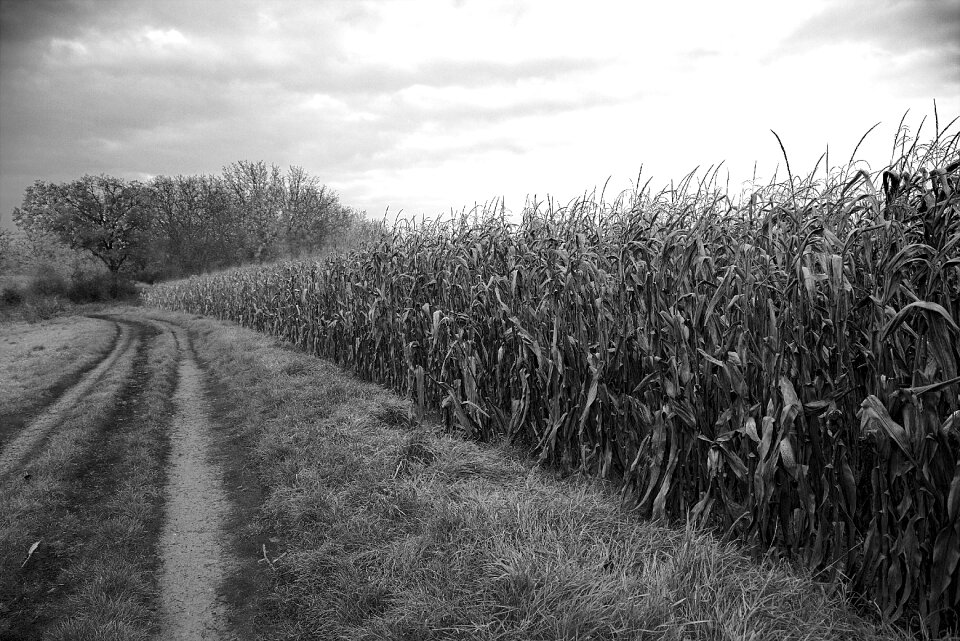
[67,271,112,303]
[23,296,67,321]
[1,285,24,306]
[28,264,68,298]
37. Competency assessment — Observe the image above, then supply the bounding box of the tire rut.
[154,319,232,641]
[0,320,137,478]
[0,318,120,450]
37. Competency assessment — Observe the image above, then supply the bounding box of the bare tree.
[150,174,237,275]
[222,160,284,262]
[279,165,353,257]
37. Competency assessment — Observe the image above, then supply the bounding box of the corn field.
[145,124,960,637]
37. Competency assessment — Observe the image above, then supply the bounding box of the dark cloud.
[1,0,287,43]
[0,0,610,224]
[0,0,61,44]
[771,0,960,101]
[2,0,956,227]
[2,0,582,97]
[781,0,960,58]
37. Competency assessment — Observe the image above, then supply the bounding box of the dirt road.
[0,320,136,477]
[0,312,233,640]
[154,320,232,640]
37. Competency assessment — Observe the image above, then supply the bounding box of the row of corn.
[145,134,959,636]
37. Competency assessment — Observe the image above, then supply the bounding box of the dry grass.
[0,315,116,445]
[145,308,909,641]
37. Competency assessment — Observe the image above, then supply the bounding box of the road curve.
[0,320,137,478]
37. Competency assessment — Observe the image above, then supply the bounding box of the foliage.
[1,286,23,307]
[66,271,131,302]
[0,228,99,276]
[8,165,362,288]
[148,118,958,637]
[13,175,152,280]
[0,226,124,311]
[0,228,13,270]
[28,263,68,297]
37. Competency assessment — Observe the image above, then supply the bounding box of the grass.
[0,315,117,448]
[0,313,176,640]
[140,307,909,641]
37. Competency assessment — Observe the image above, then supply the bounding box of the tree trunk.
[109,267,120,298]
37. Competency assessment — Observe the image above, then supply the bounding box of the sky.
[1,0,958,228]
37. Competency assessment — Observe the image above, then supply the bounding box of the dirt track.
[0,313,233,639]
[0,320,136,477]
[154,319,231,640]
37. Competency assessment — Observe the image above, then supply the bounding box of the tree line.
[10,161,371,291]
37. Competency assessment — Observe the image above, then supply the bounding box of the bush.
[29,264,68,298]
[22,296,67,321]
[1,285,24,306]
[132,264,182,284]
[111,276,138,300]
[67,271,113,303]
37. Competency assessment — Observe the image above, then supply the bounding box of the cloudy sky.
[1,0,958,228]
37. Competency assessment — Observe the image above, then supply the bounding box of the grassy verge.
[0,315,117,448]
[142,308,908,641]
[0,315,176,640]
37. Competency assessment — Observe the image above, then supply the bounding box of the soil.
[156,320,232,640]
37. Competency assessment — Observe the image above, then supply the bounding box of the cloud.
[307,57,606,95]
[780,0,960,57]
[682,48,722,61]
[0,0,614,192]
[769,0,960,101]
[2,0,958,227]
[0,0,80,46]
[29,31,603,96]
